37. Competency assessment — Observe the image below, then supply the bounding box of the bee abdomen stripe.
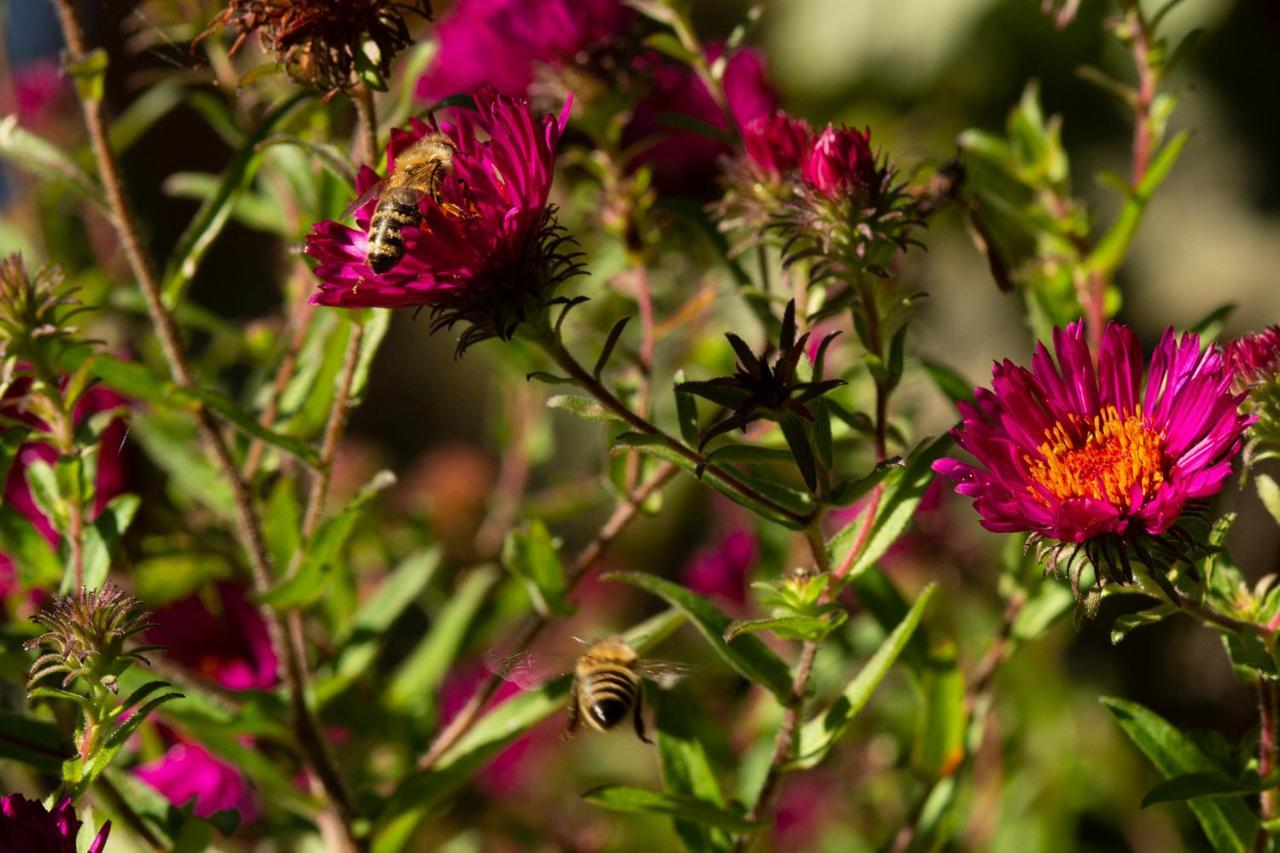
[372,209,419,225]
[585,671,635,690]
[366,242,401,257]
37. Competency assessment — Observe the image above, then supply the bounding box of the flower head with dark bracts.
[681,300,844,450]
[933,321,1251,596]
[416,0,633,102]
[801,124,879,199]
[202,0,433,93]
[713,110,812,254]
[0,794,110,853]
[25,585,160,695]
[307,90,581,354]
[0,254,85,370]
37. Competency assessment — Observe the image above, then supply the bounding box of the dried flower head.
[0,254,85,369]
[681,300,844,451]
[307,91,581,354]
[204,0,433,93]
[0,795,110,853]
[26,585,160,695]
[933,322,1251,599]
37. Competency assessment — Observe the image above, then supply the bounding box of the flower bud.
[743,111,812,179]
[1226,325,1280,392]
[801,124,878,199]
[26,585,158,695]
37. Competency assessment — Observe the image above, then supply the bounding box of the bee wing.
[634,659,696,690]
[482,647,570,691]
[341,175,391,222]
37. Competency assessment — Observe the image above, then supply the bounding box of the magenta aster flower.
[1225,325,1280,391]
[933,321,1250,583]
[801,124,879,199]
[416,0,632,101]
[0,794,110,852]
[134,739,257,823]
[623,46,777,195]
[306,90,578,352]
[146,583,278,691]
[743,111,813,180]
[682,527,758,609]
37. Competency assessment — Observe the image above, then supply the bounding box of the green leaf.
[582,786,760,832]
[1102,697,1258,852]
[0,712,75,772]
[594,316,632,379]
[724,615,841,643]
[0,506,60,588]
[792,583,936,768]
[827,436,951,578]
[612,432,811,529]
[373,609,686,850]
[352,310,392,403]
[70,691,182,797]
[65,48,109,103]
[779,413,817,493]
[107,79,185,153]
[655,689,731,852]
[674,371,700,445]
[72,493,140,593]
[0,115,105,210]
[101,770,235,849]
[384,567,498,715]
[921,359,974,404]
[1111,603,1177,645]
[1189,304,1236,342]
[546,394,619,423]
[1143,773,1271,808]
[526,371,574,386]
[258,470,396,610]
[161,92,312,307]
[605,571,793,700]
[913,642,966,779]
[1010,582,1074,641]
[825,457,904,508]
[317,548,442,705]
[502,521,573,617]
[1257,474,1280,528]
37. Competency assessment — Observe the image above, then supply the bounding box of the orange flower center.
[1027,406,1166,508]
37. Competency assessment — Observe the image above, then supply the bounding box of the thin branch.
[1261,680,1278,825]
[49,3,360,846]
[416,463,677,771]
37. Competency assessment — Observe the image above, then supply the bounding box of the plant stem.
[353,84,380,166]
[243,274,316,479]
[416,463,677,770]
[49,3,360,846]
[1260,680,1278,824]
[539,335,812,528]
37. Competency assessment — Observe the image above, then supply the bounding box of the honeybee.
[486,637,690,743]
[343,133,460,274]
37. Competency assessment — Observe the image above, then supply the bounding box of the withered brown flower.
[204,0,433,93]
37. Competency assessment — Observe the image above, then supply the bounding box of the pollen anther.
[1026,406,1166,508]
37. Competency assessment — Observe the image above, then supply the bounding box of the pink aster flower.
[0,794,110,852]
[13,59,68,125]
[134,739,257,823]
[416,0,632,100]
[306,90,576,352]
[682,527,759,610]
[146,583,278,691]
[743,111,813,179]
[1225,325,1280,391]
[801,124,879,199]
[933,322,1250,583]
[624,47,777,195]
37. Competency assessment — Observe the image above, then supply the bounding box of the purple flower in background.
[134,740,257,823]
[147,583,278,691]
[683,527,758,609]
[0,384,128,586]
[624,47,777,195]
[743,111,813,179]
[0,794,110,853]
[1225,325,1280,391]
[934,322,1250,558]
[416,0,632,100]
[13,59,67,125]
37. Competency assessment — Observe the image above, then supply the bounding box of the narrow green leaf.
[161,92,312,307]
[1086,131,1189,277]
[780,414,817,492]
[604,571,792,700]
[0,506,60,588]
[526,371,574,386]
[384,567,498,714]
[724,615,839,643]
[1189,303,1236,341]
[674,371,699,445]
[317,548,442,705]
[66,48,109,103]
[1103,697,1258,852]
[102,769,235,849]
[921,359,974,404]
[582,786,760,832]
[913,642,966,778]
[107,79,185,153]
[0,712,74,772]
[828,436,951,577]
[0,115,105,209]
[793,583,936,768]
[655,689,731,852]
[1111,604,1177,645]
[352,310,392,402]
[825,457,904,508]
[1143,772,1271,807]
[74,493,140,592]
[1257,474,1280,528]
[594,316,631,379]
[502,521,573,618]
[612,432,811,529]
[546,394,619,423]
[258,470,396,610]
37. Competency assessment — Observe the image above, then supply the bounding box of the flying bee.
[343,133,460,275]
[485,637,690,743]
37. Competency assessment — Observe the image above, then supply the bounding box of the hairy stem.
[1260,681,1278,825]
[50,2,360,845]
[416,463,677,770]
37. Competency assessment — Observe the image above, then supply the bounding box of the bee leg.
[563,680,581,741]
[633,684,652,744]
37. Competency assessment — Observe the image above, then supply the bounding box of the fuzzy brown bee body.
[567,638,649,742]
[347,133,457,275]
